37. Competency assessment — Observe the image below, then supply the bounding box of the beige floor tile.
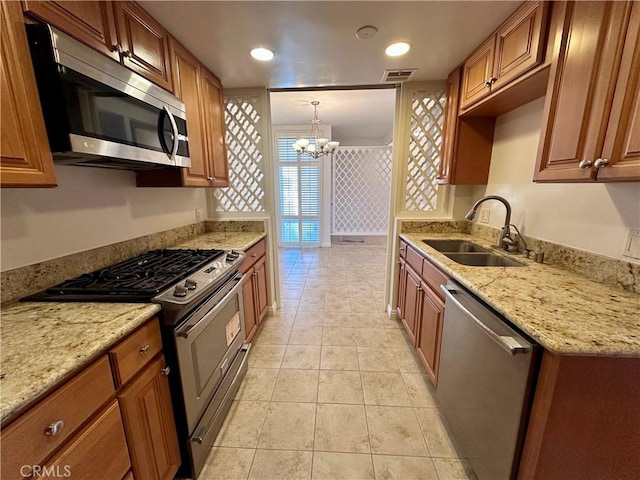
[351,313,389,329]
[355,328,389,347]
[248,450,312,480]
[322,327,357,346]
[300,300,326,311]
[199,447,255,480]
[272,369,319,403]
[432,458,478,480]
[280,300,300,311]
[392,348,426,373]
[325,297,352,313]
[385,329,412,349]
[415,407,459,457]
[258,402,316,450]
[248,344,287,369]
[318,370,364,404]
[254,322,292,345]
[350,298,380,314]
[288,326,323,345]
[323,311,354,328]
[357,347,399,372]
[312,452,375,480]
[361,371,412,406]
[402,373,438,408]
[235,368,279,401]
[320,346,359,371]
[372,455,439,480]
[295,310,324,327]
[314,404,370,453]
[263,312,296,326]
[365,405,429,456]
[281,345,321,369]
[214,401,269,448]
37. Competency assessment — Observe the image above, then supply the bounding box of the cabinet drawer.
[240,238,266,273]
[405,245,424,276]
[422,257,449,299]
[0,356,114,479]
[42,401,130,480]
[109,318,162,388]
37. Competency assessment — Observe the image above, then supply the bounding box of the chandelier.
[293,101,339,159]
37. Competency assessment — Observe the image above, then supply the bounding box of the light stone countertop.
[400,233,640,356]
[0,302,161,425]
[0,231,265,425]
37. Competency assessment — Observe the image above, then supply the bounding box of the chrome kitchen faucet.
[465,195,516,251]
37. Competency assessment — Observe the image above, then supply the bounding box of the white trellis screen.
[404,89,445,211]
[332,146,392,235]
[213,93,266,212]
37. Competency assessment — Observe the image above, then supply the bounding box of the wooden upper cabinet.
[200,69,230,187]
[438,68,461,184]
[460,36,495,110]
[534,1,637,183]
[113,1,173,92]
[22,0,119,61]
[0,1,57,188]
[171,39,210,187]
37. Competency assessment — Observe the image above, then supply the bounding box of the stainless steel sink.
[443,252,526,267]
[422,239,491,253]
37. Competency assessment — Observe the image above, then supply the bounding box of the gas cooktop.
[23,249,227,303]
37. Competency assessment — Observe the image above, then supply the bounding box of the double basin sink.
[423,239,525,267]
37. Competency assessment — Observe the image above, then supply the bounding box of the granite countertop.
[0,231,265,425]
[400,233,640,356]
[0,302,161,425]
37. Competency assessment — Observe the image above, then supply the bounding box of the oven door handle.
[176,274,243,339]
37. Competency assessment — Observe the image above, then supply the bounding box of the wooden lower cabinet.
[118,355,180,480]
[416,281,444,385]
[242,255,269,341]
[242,269,258,342]
[401,266,421,345]
[254,255,269,321]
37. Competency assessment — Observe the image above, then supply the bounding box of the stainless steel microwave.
[27,24,190,171]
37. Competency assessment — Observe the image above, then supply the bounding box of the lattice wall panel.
[213,95,266,212]
[332,146,392,235]
[405,89,445,211]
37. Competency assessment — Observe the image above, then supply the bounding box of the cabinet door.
[170,39,210,187]
[491,1,548,92]
[200,68,229,187]
[438,68,461,184]
[242,270,258,342]
[0,1,57,188]
[397,258,407,319]
[22,0,119,61]
[417,283,445,386]
[534,1,630,182]
[401,267,421,345]
[599,2,640,182]
[118,355,180,480]
[114,1,173,92]
[460,36,495,110]
[43,401,131,480]
[254,255,269,324]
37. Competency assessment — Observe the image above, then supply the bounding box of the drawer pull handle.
[139,345,151,355]
[44,420,64,436]
[161,366,171,376]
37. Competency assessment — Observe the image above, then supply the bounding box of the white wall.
[472,97,640,262]
[1,166,208,271]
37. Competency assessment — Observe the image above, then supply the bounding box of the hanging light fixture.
[293,101,339,159]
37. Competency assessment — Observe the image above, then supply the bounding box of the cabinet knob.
[252,272,258,277]
[161,366,171,376]
[578,159,593,169]
[139,344,151,355]
[484,77,497,87]
[44,420,64,436]
[111,44,122,53]
[121,50,131,58]
[594,158,609,168]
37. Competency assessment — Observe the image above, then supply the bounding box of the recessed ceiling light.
[250,47,274,61]
[385,42,411,57]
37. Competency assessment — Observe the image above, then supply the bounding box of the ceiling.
[141,1,521,89]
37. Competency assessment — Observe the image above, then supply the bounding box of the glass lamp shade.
[307,144,316,153]
[293,143,302,152]
[328,141,340,150]
[316,138,329,147]
[296,138,310,148]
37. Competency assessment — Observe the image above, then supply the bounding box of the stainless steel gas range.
[24,248,251,479]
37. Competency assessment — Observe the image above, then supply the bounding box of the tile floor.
[202,237,476,480]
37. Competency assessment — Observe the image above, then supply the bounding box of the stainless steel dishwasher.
[437,281,540,480]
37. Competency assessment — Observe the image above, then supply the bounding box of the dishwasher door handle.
[440,285,531,355]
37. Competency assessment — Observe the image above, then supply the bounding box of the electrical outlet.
[195,209,203,221]
[479,209,491,224]
[623,229,640,260]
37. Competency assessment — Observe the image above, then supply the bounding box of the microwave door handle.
[158,107,172,157]
[164,106,179,161]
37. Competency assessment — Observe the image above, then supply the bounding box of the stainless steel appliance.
[26,24,190,170]
[24,248,250,479]
[437,281,540,480]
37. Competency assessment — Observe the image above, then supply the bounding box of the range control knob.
[226,251,240,262]
[185,279,197,290]
[173,285,188,297]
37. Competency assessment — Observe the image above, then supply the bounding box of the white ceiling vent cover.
[381,69,417,83]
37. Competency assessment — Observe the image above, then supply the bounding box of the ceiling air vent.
[381,69,417,83]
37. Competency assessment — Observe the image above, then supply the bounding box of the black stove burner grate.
[41,249,224,299]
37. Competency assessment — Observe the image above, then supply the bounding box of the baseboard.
[387,304,400,320]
